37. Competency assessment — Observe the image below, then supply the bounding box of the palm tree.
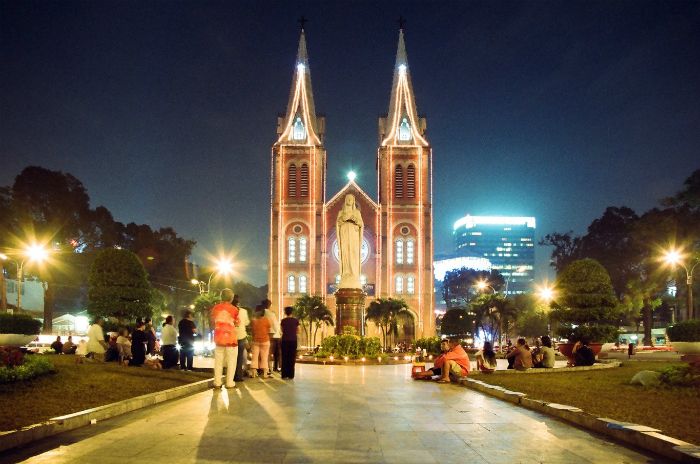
[293,295,332,348]
[366,298,409,351]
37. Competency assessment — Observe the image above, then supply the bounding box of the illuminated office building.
[453,215,535,294]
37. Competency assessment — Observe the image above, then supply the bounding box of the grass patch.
[471,361,700,445]
[0,355,211,431]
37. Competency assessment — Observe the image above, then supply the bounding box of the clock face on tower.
[332,238,370,264]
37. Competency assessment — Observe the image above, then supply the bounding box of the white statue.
[336,194,364,289]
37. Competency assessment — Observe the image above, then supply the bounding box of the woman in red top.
[250,305,271,378]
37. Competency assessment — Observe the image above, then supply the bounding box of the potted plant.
[0,313,42,347]
[667,320,700,355]
[550,259,621,364]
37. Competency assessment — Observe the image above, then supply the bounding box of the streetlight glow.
[536,284,555,303]
[25,243,49,263]
[215,257,233,275]
[663,249,683,266]
[347,171,356,182]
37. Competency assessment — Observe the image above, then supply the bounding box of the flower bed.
[0,352,54,384]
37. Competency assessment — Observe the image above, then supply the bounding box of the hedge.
[0,355,55,384]
[666,319,700,342]
[0,313,42,335]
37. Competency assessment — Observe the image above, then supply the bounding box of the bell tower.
[269,28,327,315]
[377,27,435,337]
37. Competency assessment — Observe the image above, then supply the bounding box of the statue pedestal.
[335,288,366,335]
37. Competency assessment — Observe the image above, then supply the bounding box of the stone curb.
[461,378,700,463]
[0,377,215,453]
[479,361,621,375]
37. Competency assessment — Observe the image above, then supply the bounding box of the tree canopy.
[87,248,153,322]
[442,268,505,309]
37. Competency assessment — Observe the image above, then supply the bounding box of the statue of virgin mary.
[336,194,363,289]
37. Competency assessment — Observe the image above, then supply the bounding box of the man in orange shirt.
[211,288,239,389]
[438,338,470,384]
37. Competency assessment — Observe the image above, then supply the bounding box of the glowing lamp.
[398,64,407,74]
[663,249,682,266]
[26,244,49,263]
[347,171,356,182]
[297,63,305,73]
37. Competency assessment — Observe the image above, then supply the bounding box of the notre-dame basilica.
[268,27,435,342]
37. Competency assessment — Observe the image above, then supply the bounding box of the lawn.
[0,354,211,431]
[470,361,700,445]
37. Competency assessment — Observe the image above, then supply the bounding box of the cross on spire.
[298,16,308,31]
[398,16,406,30]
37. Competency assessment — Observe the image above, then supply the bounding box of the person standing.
[263,299,281,374]
[86,317,107,361]
[250,305,271,378]
[144,318,157,355]
[161,315,179,369]
[280,306,300,379]
[178,310,197,371]
[233,296,250,382]
[211,289,239,389]
[129,320,148,367]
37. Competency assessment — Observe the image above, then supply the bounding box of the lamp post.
[536,283,556,335]
[0,244,50,313]
[475,279,503,348]
[191,257,234,295]
[662,248,699,320]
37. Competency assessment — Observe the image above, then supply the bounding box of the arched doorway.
[395,310,416,346]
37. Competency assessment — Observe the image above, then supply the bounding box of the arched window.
[288,164,297,197]
[287,274,296,293]
[398,117,411,141]
[395,275,404,294]
[299,275,308,294]
[299,236,307,262]
[299,164,309,197]
[293,116,306,140]
[288,236,296,263]
[395,238,404,265]
[335,274,341,286]
[406,239,415,265]
[394,165,403,198]
[360,274,367,286]
[406,164,416,198]
[407,275,415,294]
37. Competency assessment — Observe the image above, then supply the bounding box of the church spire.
[277,29,321,145]
[381,27,428,147]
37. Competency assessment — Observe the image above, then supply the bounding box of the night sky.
[2,1,699,285]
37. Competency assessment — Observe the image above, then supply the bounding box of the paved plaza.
[2,364,668,464]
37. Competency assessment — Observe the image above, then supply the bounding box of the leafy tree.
[551,259,621,343]
[293,295,332,347]
[469,293,520,343]
[193,292,220,335]
[88,249,153,323]
[439,308,472,338]
[442,268,505,309]
[663,168,700,211]
[365,298,409,351]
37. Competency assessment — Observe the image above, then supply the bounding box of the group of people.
[210,290,300,389]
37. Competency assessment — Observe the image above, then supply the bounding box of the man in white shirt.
[233,295,250,382]
[86,317,108,361]
[263,298,281,374]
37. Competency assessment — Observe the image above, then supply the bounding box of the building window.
[395,275,404,294]
[288,237,296,263]
[394,165,403,198]
[395,239,404,264]
[300,163,309,197]
[298,236,307,262]
[407,276,415,294]
[299,275,308,294]
[360,274,367,286]
[335,274,341,285]
[406,164,416,198]
[288,164,297,197]
[406,239,415,265]
[398,117,411,141]
[287,275,296,293]
[293,116,306,140]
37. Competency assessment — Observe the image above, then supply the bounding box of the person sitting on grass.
[116,328,132,365]
[86,317,108,361]
[75,338,87,364]
[414,339,450,380]
[50,336,63,354]
[573,337,595,366]
[506,338,533,371]
[475,341,498,373]
[62,335,77,355]
[534,335,555,368]
[437,338,470,384]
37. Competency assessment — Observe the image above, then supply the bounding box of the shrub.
[0,347,25,367]
[658,365,700,388]
[415,336,442,355]
[666,320,700,342]
[0,313,42,335]
[317,334,382,359]
[0,355,55,384]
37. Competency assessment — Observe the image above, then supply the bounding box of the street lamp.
[475,279,503,348]
[191,257,234,294]
[0,244,50,312]
[536,284,556,304]
[662,247,699,320]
